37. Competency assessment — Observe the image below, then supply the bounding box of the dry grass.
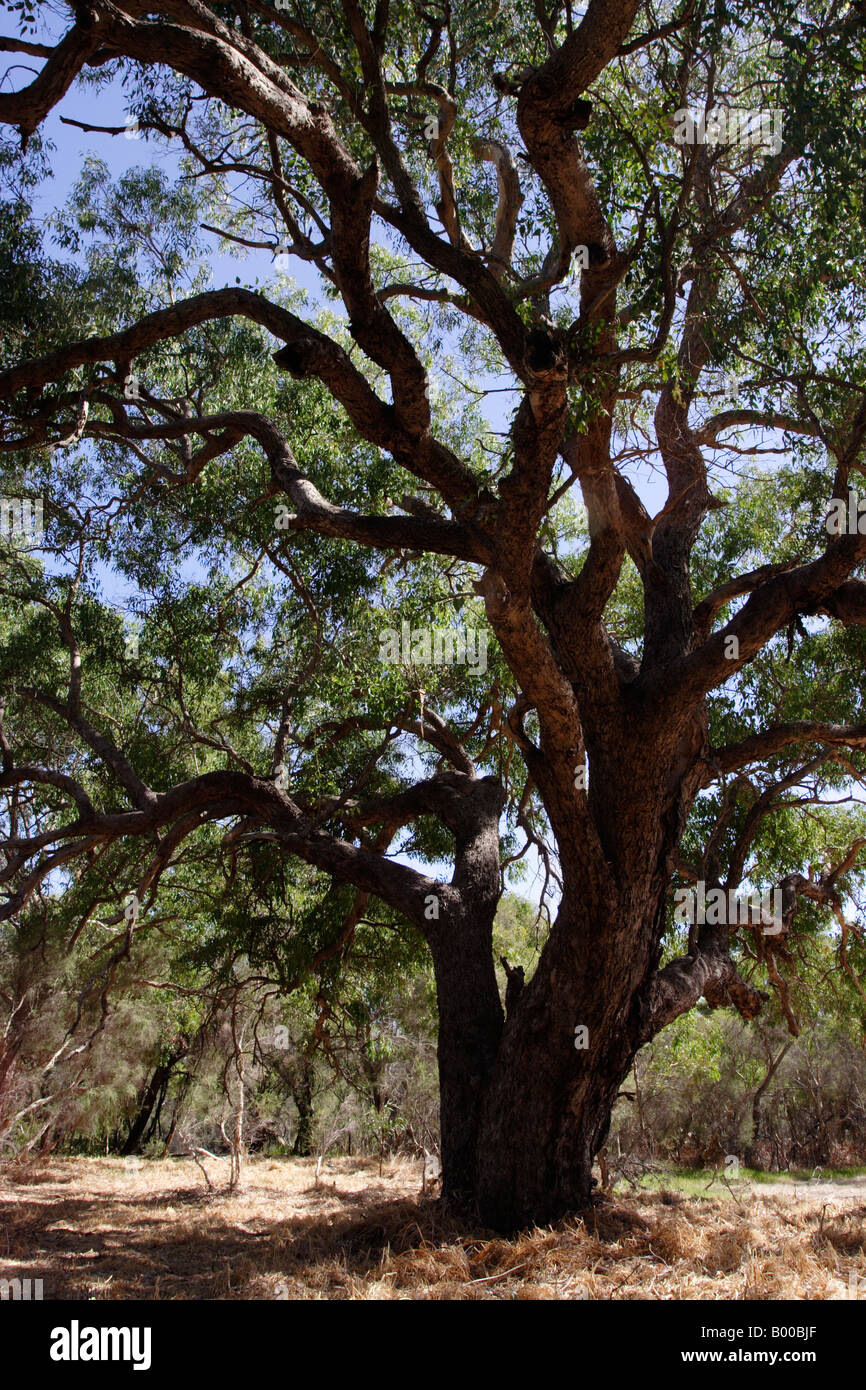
[1,1156,865,1300]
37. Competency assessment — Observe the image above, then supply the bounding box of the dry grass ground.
[1,1156,865,1300]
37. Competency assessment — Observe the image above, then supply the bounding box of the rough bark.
[430,902,504,1211]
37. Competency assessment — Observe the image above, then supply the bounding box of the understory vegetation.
[4,893,865,1178]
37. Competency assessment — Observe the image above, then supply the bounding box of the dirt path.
[745,1177,866,1203]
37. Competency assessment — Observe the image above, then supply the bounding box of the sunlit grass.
[618,1165,866,1197]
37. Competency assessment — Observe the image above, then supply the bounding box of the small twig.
[468,1262,528,1285]
[720,1174,745,1209]
[190,1147,218,1190]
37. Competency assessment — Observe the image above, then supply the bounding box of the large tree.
[2,0,866,1229]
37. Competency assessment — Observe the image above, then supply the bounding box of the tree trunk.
[431,722,767,1230]
[0,986,35,1141]
[472,888,654,1229]
[746,1040,793,1168]
[422,773,506,1213]
[291,1067,315,1157]
[121,1038,190,1156]
[429,902,504,1213]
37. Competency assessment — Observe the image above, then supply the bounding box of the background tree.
[2,0,866,1229]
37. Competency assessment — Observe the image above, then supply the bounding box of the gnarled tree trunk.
[434,733,768,1229]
